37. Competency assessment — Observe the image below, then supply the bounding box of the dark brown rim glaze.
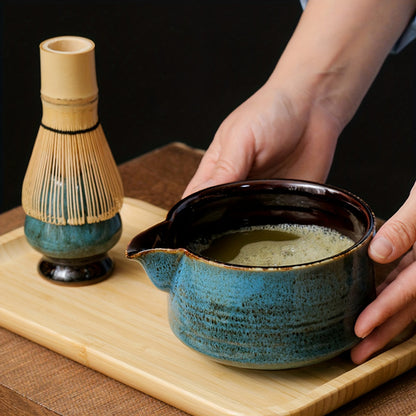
[128,179,376,270]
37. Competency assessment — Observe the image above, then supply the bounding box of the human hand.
[183,0,416,199]
[183,81,342,197]
[351,183,416,364]
[182,0,416,364]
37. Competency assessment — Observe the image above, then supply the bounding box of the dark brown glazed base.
[38,254,114,286]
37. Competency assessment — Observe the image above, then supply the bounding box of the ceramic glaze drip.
[167,252,369,369]
[24,214,122,259]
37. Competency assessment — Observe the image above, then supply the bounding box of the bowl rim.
[166,179,376,270]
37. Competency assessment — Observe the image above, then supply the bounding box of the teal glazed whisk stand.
[22,36,124,285]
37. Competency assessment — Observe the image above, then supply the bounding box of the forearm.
[268,0,416,127]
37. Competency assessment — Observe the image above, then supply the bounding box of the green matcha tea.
[190,224,355,267]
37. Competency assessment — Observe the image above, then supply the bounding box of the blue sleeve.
[299,0,416,53]
[392,17,416,53]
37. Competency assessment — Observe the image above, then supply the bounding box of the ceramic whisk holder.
[127,180,376,369]
[24,212,122,285]
[22,36,124,285]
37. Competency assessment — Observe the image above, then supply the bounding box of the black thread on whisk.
[40,120,100,135]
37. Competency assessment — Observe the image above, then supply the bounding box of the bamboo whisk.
[22,36,124,226]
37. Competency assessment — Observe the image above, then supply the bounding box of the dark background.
[1,0,415,220]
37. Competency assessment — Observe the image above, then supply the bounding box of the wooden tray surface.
[1,197,415,416]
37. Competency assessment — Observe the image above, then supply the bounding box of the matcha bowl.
[127,179,375,369]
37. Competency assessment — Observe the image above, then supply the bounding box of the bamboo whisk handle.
[40,36,98,102]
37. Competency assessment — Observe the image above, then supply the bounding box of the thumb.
[369,183,416,264]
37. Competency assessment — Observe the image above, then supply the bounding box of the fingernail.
[355,323,369,338]
[357,329,371,339]
[369,236,393,260]
[355,324,373,339]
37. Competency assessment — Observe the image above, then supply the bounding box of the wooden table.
[1,142,416,416]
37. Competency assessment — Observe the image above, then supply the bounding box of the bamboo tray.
[1,197,416,416]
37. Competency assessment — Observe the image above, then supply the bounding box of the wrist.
[266,0,416,128]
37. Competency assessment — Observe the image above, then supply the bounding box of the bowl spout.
[126,220,171,257]
[126,220,182,292]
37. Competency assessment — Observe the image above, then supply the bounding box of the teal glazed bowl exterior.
[127,179,376,369]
